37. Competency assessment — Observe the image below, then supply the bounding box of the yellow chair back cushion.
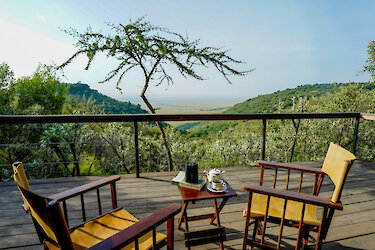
[12,162,31,209]
[13,162,58,243]
[321,142,356,202]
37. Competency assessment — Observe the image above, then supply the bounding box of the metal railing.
[1,112,374,178]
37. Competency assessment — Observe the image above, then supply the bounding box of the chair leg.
[243,194,253,250]
[167,217,174,250]
[252,219,260,241]
[315,230,324,250]
[315,235,323,250]
[243,217,251,250]
[315,207,328,250]
[302,227,309,249]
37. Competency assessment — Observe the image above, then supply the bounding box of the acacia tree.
[58,18,252,170]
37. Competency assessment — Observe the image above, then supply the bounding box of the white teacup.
[212,180,226,191]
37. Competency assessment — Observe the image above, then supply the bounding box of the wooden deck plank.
[1,160,374,249]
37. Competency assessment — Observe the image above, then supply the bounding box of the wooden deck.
[1,160,375,249]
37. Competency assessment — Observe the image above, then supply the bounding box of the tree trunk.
[51,145,70,176]
[141,94,174,171]
[69,143,80,176]
[289,119,301,162]
[99,130,131,174]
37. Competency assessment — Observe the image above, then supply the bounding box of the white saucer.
[207,182,227,193]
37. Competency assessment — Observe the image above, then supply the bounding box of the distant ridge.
[224,82,374,114]
[68,83,147,114]
[180,82,374,134]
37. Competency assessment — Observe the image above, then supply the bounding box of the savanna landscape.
[2,2,375,249]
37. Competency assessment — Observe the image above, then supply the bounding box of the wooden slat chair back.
[242,142,356,250]
[13,162,181,249]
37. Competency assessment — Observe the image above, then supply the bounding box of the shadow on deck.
[1,160,375,249]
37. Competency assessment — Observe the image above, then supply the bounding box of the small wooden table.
[177,182,237,249]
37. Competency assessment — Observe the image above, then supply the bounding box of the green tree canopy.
[0,63,16,114]
[0,62,15,89]
[364,40,375,81]
[15,65,67,114]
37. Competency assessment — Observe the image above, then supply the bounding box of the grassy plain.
[151,100,237,127]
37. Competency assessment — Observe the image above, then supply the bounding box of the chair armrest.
[48,175,121,201]
[242,184,342,210]
[88,203,182,250]
[257,160,326,175]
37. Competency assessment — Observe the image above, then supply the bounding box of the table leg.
[178,201,189,231]
[210,197,229,225]
[184,205,189,233]
[213,198,224,250]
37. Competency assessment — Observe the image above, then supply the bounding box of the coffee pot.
[185,163,198,183]
[204,168,226,182]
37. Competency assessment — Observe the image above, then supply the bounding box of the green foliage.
[0,64,71,179]
[188,121,240,138]
[68,83,147,114]
[0,62,15,88]
[15,65,67,114]
[2,61,375,181]
[176,122,200,131]
[189,82,374,139]
[185,82,375,166]
[248,83,375,163]
[63,95,103,115]
[0,63,15,114]
[225,83,345,114]
[364,40,375,80]
[187,83,346,135]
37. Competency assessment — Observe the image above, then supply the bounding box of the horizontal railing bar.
[0,161,99,167]
[0,141,88,147]
[0,112,363,124]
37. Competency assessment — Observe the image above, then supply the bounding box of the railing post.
[262,119,267,160]
[134,121,140,178]
[352,116,360,155]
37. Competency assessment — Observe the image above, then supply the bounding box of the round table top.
[178,181,237,201]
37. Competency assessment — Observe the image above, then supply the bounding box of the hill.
[184,82,374,136]
[180,83,338,133]
[225,82,374,114]
[67,83,147,114]
[225,83,338,114]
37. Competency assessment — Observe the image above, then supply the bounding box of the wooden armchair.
[242,142,356,250]
[13,162,181,249]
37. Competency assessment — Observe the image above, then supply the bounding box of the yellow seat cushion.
[68,209,166,250]
[244,193,319,226]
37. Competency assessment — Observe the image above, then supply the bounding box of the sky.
[0,0,374,105]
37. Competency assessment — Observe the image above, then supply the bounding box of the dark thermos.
[185,163,198,183]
